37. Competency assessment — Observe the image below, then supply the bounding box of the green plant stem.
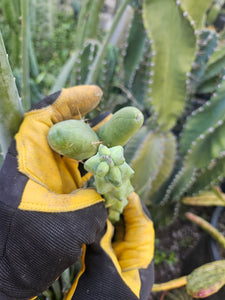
[85,0,130,84]
[186,212,225,249]
[21,0,31,111]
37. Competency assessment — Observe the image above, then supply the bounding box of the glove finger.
[112,192,155,271]
[32,85,102,121]
[15,85,102,191]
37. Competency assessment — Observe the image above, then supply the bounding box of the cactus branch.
[186,212,225,249]
[86,0,130,84]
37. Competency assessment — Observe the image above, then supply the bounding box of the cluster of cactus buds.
[84,144,134,223]
[47,105,144,223]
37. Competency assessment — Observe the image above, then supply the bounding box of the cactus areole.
[47,106,144,223]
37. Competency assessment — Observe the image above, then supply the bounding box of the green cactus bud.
[119,162,135,179]
[47,120,99,161]
[84,144,134,224]
[97,106,144,147]
[107,166,122,187]
[110,145,125,166]
[96,161,109,177]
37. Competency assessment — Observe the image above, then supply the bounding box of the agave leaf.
[186,260,225,298]
[143,0,196,130]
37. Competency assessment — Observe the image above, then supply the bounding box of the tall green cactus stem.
[187,155,225,195]
[162,80,225,200]
[198,42,225,85]
[84,0,105,40]
[2,0,21,68]
[75,41,99,85]
[186,260,225,298]
[123,9,147,88]
[188,29,218,94]
[84,144,134,223]
[131,41,152,109]
[125,129,176,204]
[143,0,197,130]
[21,0,31,111]
[0,32,24,158]
[97,45,119,103]
[86,0,130,84]
[180,0,213,29]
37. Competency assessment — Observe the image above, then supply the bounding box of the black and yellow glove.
[65,192,155,300]
[0,85,109,299]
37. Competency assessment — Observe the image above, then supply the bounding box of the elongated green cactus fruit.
[47,120,99,160]
[97,106,144,147]
[84,144,134,223]
[143,0,197,130]
[186,260,225,298]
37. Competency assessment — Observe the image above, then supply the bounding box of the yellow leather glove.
[0,85,109,299]
[65,192,155,300]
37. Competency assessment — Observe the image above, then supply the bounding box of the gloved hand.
[65,192,155,300]
[0,85,109,300]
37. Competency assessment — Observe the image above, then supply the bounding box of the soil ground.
[148,206,217,300]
